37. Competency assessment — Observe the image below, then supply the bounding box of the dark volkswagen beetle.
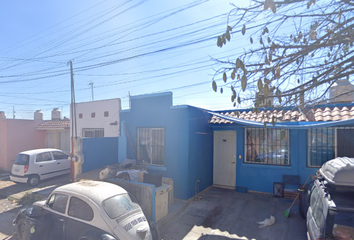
[13,181,153,240]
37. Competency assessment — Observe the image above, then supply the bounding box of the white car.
[13,181,154,240]
[10,148,70,186]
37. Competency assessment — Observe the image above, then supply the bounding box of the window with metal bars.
[245,128,290,165]
[307,127,354,167]
[307,128,335,167]
[137,128,165,166]
[82,128,104,138]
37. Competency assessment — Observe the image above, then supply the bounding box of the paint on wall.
[74,98,121,138]
[120,92,213,200]
[82,137,118,172]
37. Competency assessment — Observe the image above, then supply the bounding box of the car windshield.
[14,154,29,165]
[102,193,140,219]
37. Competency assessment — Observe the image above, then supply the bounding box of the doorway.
[213,131,236,188]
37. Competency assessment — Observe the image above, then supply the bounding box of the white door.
[213,131,236,188]
[51,150,70,176]
[58,130,70,153]
[46,131,55,148]
[34,151,57,180]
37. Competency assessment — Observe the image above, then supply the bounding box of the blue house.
[80,90,354,201]
[209,103,354,194]
[118,92,213,200]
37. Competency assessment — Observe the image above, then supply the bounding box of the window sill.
[241,162,292,169]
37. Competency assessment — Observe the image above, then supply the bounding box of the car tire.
[27,175,40,187]
[16,218,27,240]
[299,197,306,219]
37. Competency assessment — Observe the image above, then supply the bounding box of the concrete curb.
[0,173,10,180]
[8,185,55,203]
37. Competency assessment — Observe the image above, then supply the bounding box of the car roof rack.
[318,157,354,187]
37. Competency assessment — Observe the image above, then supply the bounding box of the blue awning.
[209,111,354,129]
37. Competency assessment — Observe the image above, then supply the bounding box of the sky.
[0,0,252,120]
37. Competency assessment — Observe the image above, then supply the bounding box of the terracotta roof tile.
[209,105,354,124]
[36,120,70,130]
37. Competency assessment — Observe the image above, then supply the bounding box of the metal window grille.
[137,128,165,166]
[245,128,290,165]
[307,127,354,167]
[307,128,335,167]
[82,128,104,138]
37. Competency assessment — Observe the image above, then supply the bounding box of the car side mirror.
[25,206,42,218]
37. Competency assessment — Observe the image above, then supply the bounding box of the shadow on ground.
[160,187,307,240]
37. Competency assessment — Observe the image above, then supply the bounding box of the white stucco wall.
[72,98,121,138]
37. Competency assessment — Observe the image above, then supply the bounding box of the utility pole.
[13,106,15,119]
[89,81,94,101]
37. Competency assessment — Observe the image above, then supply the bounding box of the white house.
[73,98,121,138]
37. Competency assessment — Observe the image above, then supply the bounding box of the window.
[308,127,354,167]
[337,129,354,158]
[312,193,325,228]
[245,128,289,165]
[52,151,68,160]
[310,185,319,208]
[308,128,335,167]
[68,197,94,221]
[14,154,29,165]
[79,113,83,118]
[82,128,104,138]
[102,193,139,219]
[104,111,109,117]
[137,128,165,165]
[47,194,68,214]
[36,152,52,162]
[91,112,95,118]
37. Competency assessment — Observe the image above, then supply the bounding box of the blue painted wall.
[82,137,119,172]
[187,107,213,199]
[212,126,318,193]
[120,92,213,200]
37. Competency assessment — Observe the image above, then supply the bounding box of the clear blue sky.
[0,0,250,120]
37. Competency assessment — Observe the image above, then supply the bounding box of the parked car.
[298,157,354,240]
[13,181,153,240]
[255,149,289,164]
[10,148,70,187]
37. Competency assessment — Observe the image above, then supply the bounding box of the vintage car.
[13,181,154,240]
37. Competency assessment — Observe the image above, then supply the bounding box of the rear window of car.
[14,154,29,165]
[102,193,140,219]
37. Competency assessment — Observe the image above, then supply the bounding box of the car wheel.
[16,218,27,240]
[299,197,305,219]
[27,175,40,187]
